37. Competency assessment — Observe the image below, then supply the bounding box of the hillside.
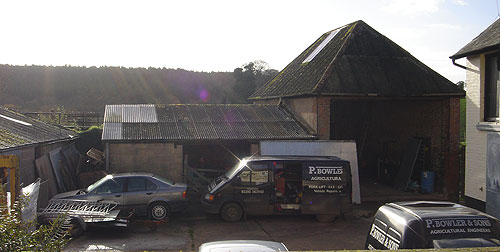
[0,65,242,113]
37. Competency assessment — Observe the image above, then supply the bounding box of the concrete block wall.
[108,142,184,182]
[465,55,487,202]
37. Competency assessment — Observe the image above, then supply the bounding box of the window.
[484,53,500,121]
[146,179,158,191]
[239,163,269,186]
[128,177,146,192]
[95,178,126,194]
[302,27,343,64]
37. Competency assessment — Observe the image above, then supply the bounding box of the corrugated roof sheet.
[250,20,464,100]
[102,104,315,141]
[0,107,76,150]
[451,18,500,59]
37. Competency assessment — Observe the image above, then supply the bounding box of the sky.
[0,0,498,83]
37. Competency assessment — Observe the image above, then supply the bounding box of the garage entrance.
[330,98,445,195]
[183,142,252,180]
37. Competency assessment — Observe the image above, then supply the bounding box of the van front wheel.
[315,214,336,223]
[221,203,243,223]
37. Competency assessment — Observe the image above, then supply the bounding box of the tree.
[232,60,278,103]
[0,189,69,251]
[456,81,466,91]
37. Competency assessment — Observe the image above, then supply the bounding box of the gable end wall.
[465,55,487,202]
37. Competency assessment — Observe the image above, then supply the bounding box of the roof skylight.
[302,27,342,64]
[0,114,32,126]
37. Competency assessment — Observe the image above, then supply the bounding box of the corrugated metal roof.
[0,107,76,150]
[250,20,464,100]
[102,104,315,141]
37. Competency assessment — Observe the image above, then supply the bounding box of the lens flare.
[199,88,209,102]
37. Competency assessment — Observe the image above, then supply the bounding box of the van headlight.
[204,194,214,201]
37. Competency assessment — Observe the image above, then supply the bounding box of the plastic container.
[421,171,435,194]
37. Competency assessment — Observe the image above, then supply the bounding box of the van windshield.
[225,160,248,179]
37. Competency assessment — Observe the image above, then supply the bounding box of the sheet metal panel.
[204,106,226,122]
[177,122,199,139]
[247,122,274,139]
[254,106,279,122]
[229,122,255,139]
[122,123,141,140]
[196,122,218,139]
[281,122,313,138]
[212,122,235,139]
[140,105,158,123]
[156,106,177,122]
[122,104,157,123]
[101,104,315,141]
[237,106,261,122]
[186,105,211,122]
[104,105,123,123]
[219,106,244,122]
[159,122,180,140]
[265,123,288,137]
[102,123,122,140]
[173,106,193,122]
[140,123,162,140]
[267,106,294,121]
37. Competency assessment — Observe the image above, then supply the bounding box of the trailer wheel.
[315,214,336,223]
[221,203,243,223]
[69,219,84,238]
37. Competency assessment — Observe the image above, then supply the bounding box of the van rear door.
[301,160,351,214]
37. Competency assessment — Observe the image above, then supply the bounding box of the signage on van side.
[425,217,493,236]
[368,224,400,250]
[303,165,345,194]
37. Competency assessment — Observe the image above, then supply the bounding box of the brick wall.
[254,97,323,137]
[317,96,331,140]
[465,55,487,202]
[444,97,461,200]
[108,142,184,182]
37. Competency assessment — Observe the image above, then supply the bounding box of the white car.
[199,240,288,252]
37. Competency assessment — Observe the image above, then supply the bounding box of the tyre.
[315,214,337,223]
[149,202,169,221]
[220,203,243,223]
[69,219,84,238]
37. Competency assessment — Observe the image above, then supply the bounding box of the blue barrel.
[421,171,435,194]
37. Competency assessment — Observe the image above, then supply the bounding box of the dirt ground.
[63,200,382,252]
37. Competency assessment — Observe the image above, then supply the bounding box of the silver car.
[52,173,188,220]
[199,240,288,252]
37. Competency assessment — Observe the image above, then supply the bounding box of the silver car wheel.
[150,202,168,220]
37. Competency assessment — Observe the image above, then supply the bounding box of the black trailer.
[201,155,352,222]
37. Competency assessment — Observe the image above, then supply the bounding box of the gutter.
[0,136,78,153]
[451,58,471,70]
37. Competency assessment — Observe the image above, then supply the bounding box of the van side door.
[235,161,273,215]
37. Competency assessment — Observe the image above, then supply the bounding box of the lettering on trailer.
[425,218,492,235]
[368,224,400,250]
